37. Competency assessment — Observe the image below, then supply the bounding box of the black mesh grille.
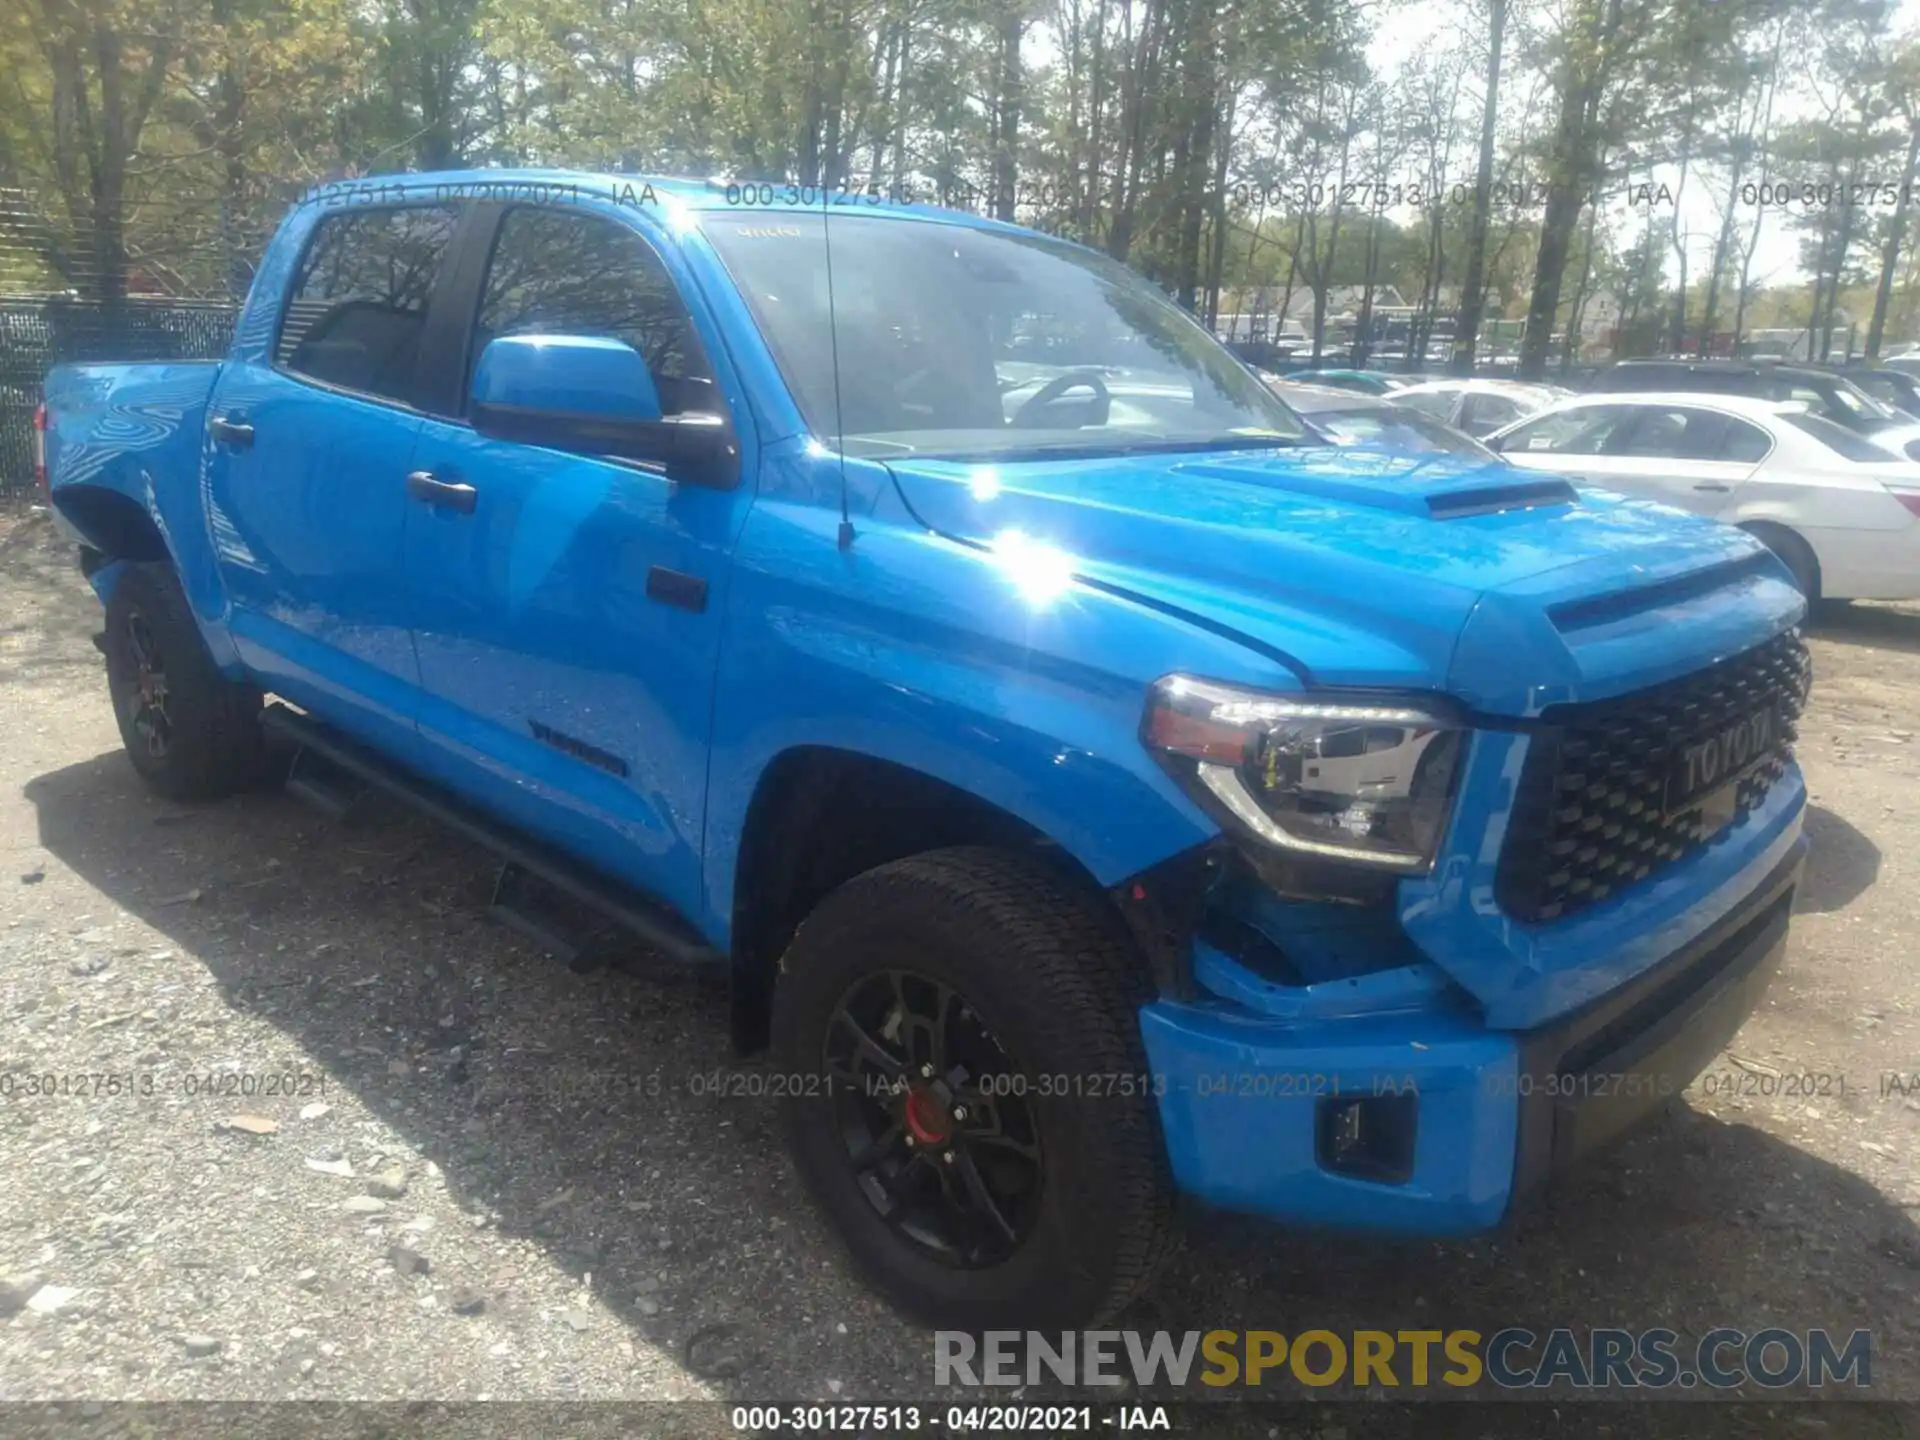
[1496,630,1811,924]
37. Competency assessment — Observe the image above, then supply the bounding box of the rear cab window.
[277,206,460,403]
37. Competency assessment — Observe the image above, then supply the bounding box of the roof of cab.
[301,167,1031,235]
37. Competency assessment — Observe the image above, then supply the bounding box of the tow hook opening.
[1316,1093,1419,1185]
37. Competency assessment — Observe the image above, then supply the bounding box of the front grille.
[1495,630,1811,923]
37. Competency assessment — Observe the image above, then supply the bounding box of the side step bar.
[261,703,724,970]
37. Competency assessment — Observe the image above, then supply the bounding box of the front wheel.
[102,563,266,801]
[771,846,1178,1329]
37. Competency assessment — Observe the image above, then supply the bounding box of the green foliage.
[1,0,1918,359]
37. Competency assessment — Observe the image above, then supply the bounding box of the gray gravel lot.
[1,506,1917,1434]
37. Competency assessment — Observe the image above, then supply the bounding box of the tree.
[1451,0,1507,372]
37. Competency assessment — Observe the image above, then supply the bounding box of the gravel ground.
[1,506,1917,1433]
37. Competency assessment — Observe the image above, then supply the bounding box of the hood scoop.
[1174,451,1573,518]
[1426,477,1576,519]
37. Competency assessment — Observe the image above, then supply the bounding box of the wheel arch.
[55,484,171,576]
[1735,518,1821,602]
[723,745,1207,1053]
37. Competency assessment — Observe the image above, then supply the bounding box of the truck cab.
[43,171,1811,1330]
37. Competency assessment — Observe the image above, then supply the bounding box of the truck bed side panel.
[42,361,236,667]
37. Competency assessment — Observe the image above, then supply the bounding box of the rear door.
[205,202,463,758]
[1497,403,1765,515]
[1586,405,1767,515]
[400,201,754,917]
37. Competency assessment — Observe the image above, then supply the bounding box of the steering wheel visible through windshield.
[703,213,1305,461]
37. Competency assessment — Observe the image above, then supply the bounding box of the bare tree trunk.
[992,1,1024,221]
[1203,88,1235,324]
[1081,0,1109,239]
[1664,106,1696,354]
[1451,0,1506,374]
[1561,195,1600,372]
[1518,0,1621,379]
[1867,125,1920,358]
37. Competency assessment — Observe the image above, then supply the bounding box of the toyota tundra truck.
[41,170,1812,1329]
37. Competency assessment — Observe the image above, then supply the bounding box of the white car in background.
[1391,378,1566,437]
[1488,391,1920,602]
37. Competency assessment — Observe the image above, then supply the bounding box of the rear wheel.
[1744,523,1820,604]
[771,846,1177,1329]
[102,564,266,800]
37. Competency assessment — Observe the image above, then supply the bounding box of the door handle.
[405,470,477,513]
[1692,482,1733,492]
[210,413,254,448]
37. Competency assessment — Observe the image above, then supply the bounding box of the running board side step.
[284,743,374,824]
[261,703,724,971]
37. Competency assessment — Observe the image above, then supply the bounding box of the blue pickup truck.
[43,170,1811,1329]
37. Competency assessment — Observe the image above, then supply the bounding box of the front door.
[402,202,754,920]
[205,202,464,759]
[1574,404,1767,517]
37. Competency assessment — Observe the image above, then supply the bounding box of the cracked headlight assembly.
[1143,676,1465,874]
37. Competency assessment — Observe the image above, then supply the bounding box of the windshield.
[1309,405,1497,461]
[703,214,1305,460]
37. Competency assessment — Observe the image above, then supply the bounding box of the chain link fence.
[0,298,241,495]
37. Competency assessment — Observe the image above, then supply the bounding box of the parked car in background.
[1280,366,1408,395]
[1271,380,1500,461]
[1224,338,1301,373]
[1489,391,1920,602]
[1592,359,1920,459]
[1834,364,1920,421]
[1390,378,1565,437]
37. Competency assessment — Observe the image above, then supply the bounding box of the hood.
[887,445,1805,716]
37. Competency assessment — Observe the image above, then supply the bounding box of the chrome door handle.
[405,470,477,513]
[210,414,254,448]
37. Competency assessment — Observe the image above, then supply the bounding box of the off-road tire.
[771,845,1179,1329]
[102,563,266,800]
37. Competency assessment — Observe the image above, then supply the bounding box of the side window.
[473,208,716,417]
[1499,405,1634,455]
[1612,407,1728,460]
[1718,418,1772,463]
[277,206,459,403]
[1461,393,1523,435]
[1396,389,1457,420]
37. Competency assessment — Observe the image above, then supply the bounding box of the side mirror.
[469,334,738,487]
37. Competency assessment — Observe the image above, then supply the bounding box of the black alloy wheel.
[824,968,1044,1268]
[102,562,267,800]
[771,846,1178,1328]
[120,609,173,760]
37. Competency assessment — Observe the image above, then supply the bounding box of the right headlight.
[1142,675,1466,874]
